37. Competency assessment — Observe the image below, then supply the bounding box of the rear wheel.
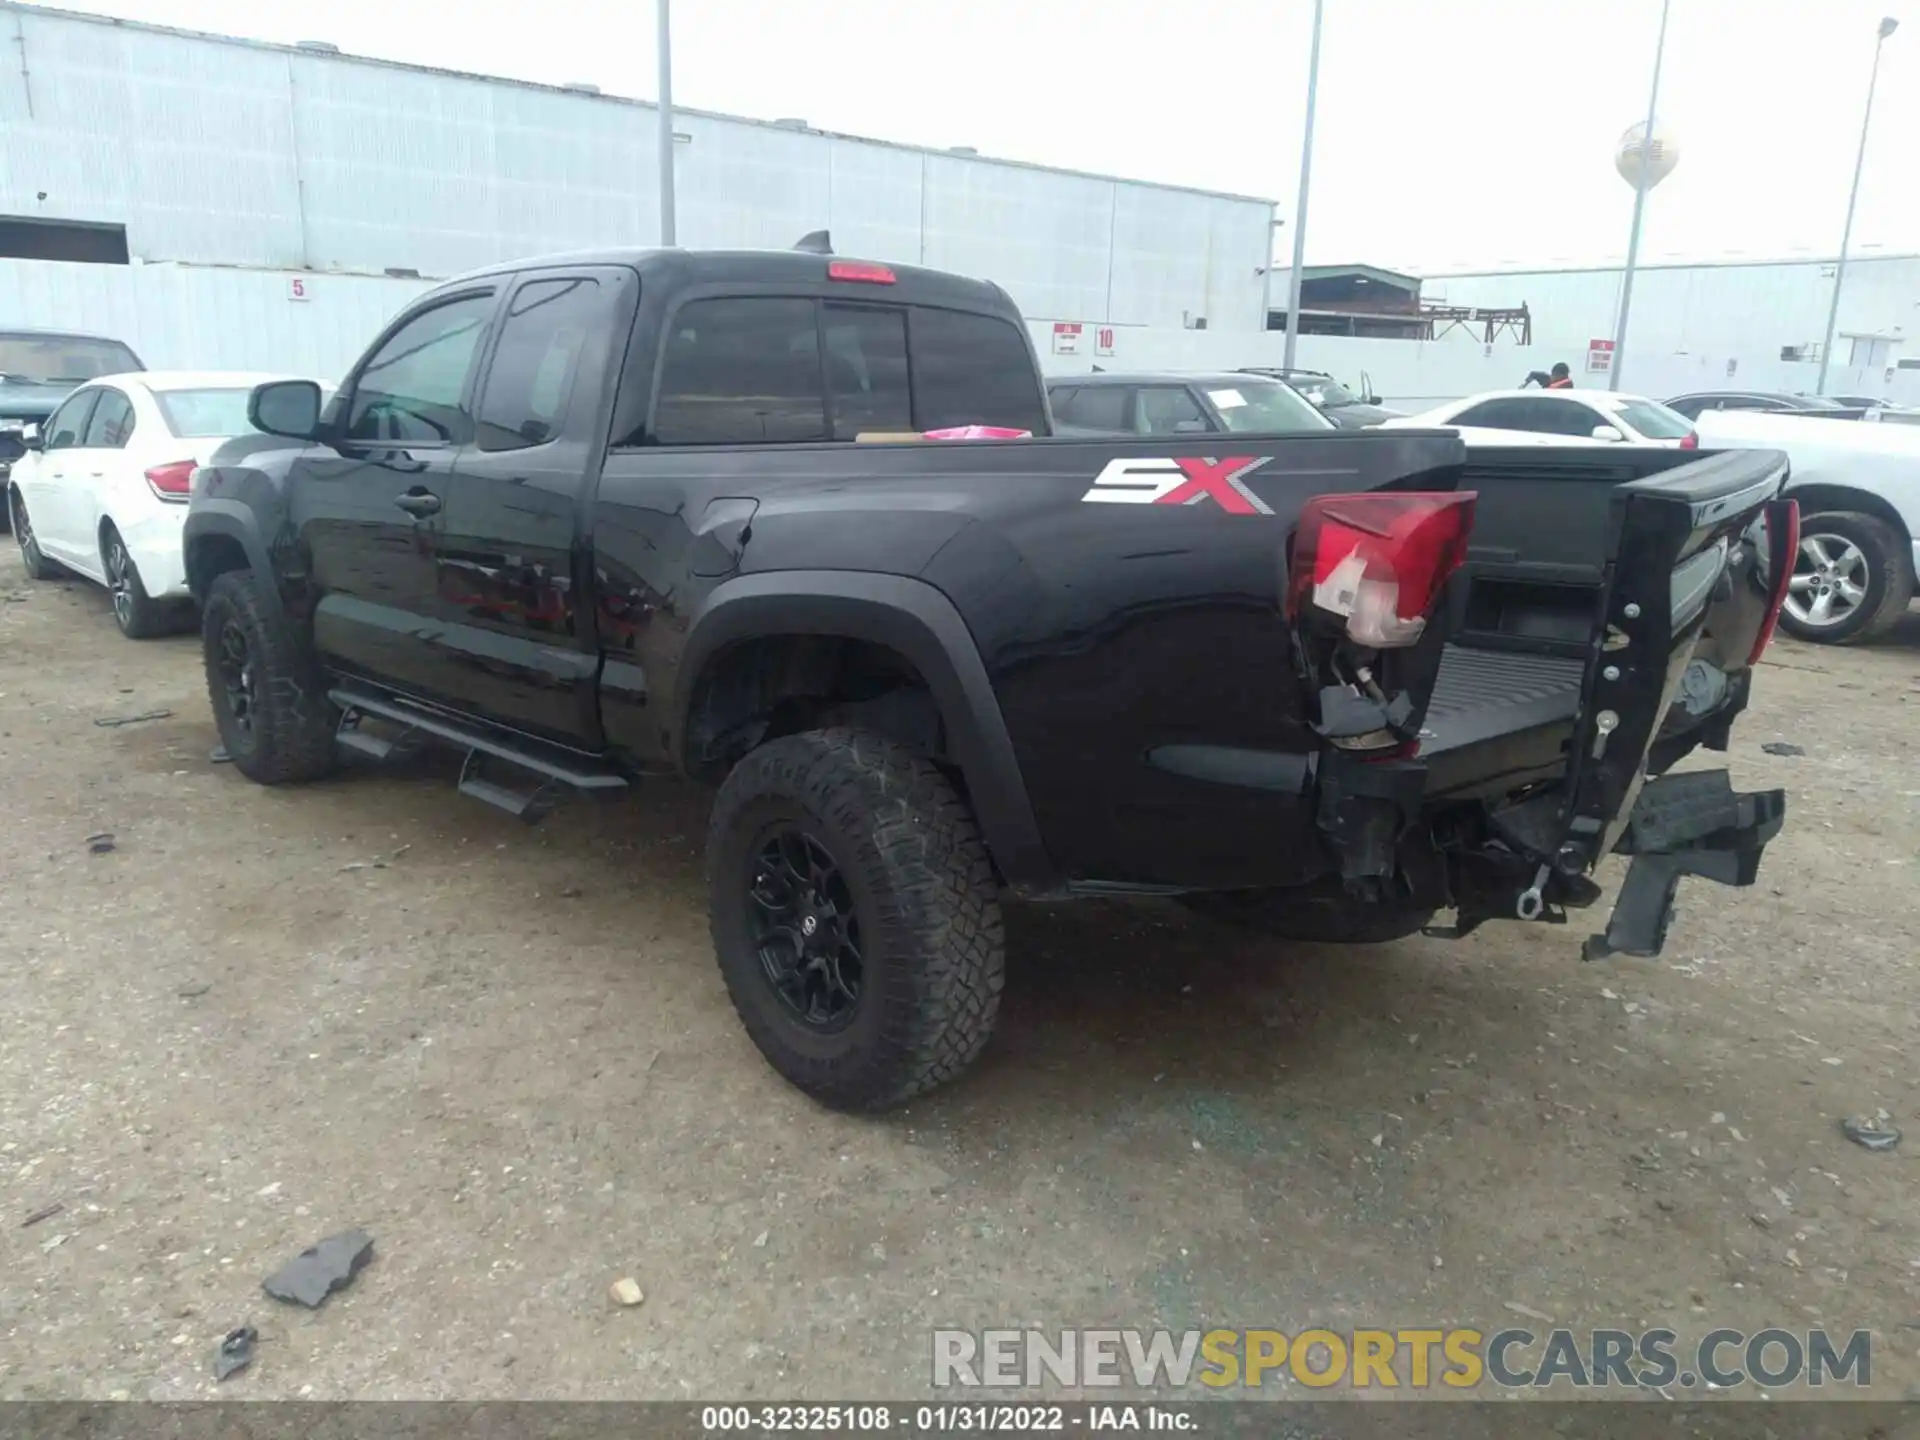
[1777,511,1913,645]
[707,728,1005,1111]
[1181,889,1435,944]
[10,487,59,580]
[200,570,338,785]
[102,525,168,639]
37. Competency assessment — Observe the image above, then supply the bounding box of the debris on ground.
[609,1277,645,1307]
[21,1203,63,1228]
[210,746,232,764]
[753,1230,770,1248]
[40,1232,67,1253]
[1503,1301,1554,1322]
[177,982,211,999]
[92,709,173,729]
[1761,742,1807,757]
[1840,1115,1901,1152]
[262,1229,375,1308]
[213,1325,257,1382]
[85,832,115,854]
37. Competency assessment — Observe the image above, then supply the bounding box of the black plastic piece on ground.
[213,1325,256,1381]
[262,1228,375,1308]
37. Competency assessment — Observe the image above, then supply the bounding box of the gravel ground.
[3,546,1918,1402]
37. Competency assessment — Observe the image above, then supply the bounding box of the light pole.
[1280,0,1323,372]
[1608,0,1674,392]
[1816,16,1899,395]
[656,0,678,246]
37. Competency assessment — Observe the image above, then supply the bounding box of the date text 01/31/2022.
[700,1405,1191,1432]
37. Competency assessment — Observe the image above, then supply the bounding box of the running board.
[328,686,628,823]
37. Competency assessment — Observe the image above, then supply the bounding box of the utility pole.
[1280,0,1323,372]
[1608,0,1673,392]
[1816,16,1898,395]
[656,0,678,246]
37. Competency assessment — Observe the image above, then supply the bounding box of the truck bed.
[1420,643,1586,798]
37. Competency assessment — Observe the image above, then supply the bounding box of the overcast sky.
[31,0,1920,272]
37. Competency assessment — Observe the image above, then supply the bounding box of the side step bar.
[329,686,628,823]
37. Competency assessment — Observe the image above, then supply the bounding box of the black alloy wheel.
[746,825,866,1032]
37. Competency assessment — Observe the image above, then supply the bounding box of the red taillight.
[828,259,896,285]
[1747,498,1800,665]
[1286,491,1477,648]
[1679,430,1699,449]
[145,459,197,502]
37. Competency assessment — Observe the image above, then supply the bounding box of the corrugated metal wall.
[1425,256,1920,361]
[0,3,1273,331]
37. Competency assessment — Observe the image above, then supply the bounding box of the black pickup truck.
[184,243,1794,1111]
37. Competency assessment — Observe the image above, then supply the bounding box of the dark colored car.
[1238,366,1402,427]
[1665,391,1868,422]
[1046,371,1331,437]
[181,242,1793,1111]
[0,328,146,528]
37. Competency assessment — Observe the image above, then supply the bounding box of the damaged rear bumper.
[1581,768,1785,960]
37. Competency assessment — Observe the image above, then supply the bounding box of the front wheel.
[10,487,60,580]
[1777,511,1914,645]
[707,728,1006,1111]
[199,570,339,785]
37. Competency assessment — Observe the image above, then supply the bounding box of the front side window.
[346,292,495,446]
[1053,386,1129,432]
[474,277,604,453]
[82,388,136,448]
[1533,400,1610,437]
[908,307,1047,434]
[653,297,827,445]
[1209,380,1332,433]
[1451,399,1528,430]
[44,389,100,450]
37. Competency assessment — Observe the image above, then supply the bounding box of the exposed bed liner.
[1422,644,1585,756]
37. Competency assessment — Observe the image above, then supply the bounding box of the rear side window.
[475,277,603,452]
[83,389,136,448]
[1136,386,1209,434]
[1532,400,1608,437]
[654,297,826,445]
[822,304,912,439]
[909,307,1047,434]
[1053,386,1129,432]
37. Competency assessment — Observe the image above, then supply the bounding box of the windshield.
[1611,398,1694,439]
[0,335,141,383]
[1291,375,1359,408]
[153,388,265,438]
[1206,380,1333,433]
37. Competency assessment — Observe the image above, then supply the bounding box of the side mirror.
[249,379,326,441]
[1364,394,1382,406]
[19,422,43,451]
[1591,424,1625,442]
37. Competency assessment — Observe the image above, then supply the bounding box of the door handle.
[394,489,442,518]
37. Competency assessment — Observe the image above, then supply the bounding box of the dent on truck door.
[299,289,498,702]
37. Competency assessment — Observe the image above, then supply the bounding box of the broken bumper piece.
[1583,769,1786,961]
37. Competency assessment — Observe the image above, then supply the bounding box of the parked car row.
[8,369,324,637]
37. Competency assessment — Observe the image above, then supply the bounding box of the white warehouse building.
[0,2,1276,380]
[1426,255,1920,385]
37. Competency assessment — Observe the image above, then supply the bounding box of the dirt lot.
[3,544,1918,1402]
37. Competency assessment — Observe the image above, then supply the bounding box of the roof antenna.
[793,229,833,255]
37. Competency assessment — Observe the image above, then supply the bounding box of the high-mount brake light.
[828,260,896,285]
[1747,498,1800,665]
[1286,491,1477,648]
[144,459,197,502]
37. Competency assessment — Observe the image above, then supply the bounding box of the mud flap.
[1582,769,1785,960]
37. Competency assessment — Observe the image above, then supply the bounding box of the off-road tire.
[708,728,1006,1111]
[1181,889,1435,944]
[200,569,339,785]
[1778,511,1914,646]
[10,486,60,580]
[102,524,169,639]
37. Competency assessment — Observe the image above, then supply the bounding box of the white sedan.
[8,371,309,638]
[1381,389,1700,448]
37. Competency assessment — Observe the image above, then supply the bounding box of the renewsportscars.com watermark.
[932,1327,1873,1391]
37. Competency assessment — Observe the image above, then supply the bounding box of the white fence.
[0,256,1892,412]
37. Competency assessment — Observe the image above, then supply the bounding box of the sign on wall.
[1585,338,1614,374]
[287,277,312,302]
[1051,322,1083,356]
[1095,326,1116,358]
